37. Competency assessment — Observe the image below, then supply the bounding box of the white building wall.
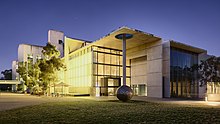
[12,60,18,80]
[48,30,64,57]
[18,44,43,63]
[127,40,163,98]
[146,41,163,98]
[162,41,170,98]
[16,44,43,80]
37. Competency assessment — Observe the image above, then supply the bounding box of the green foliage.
[1,69,12,80]
[17,62,28,83]
[39,43,66,92]
[42,43,60,60]
[28,62,41,88]
[199,56,220,86]
[16,61,40,89]
[17,43,66,93]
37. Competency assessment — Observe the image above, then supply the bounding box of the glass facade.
[207,82,220,94]
[92,46,131,96]
[68,47,93,94]
[66,45,131,96]
[132,84,146,96]
[170,47,199,98]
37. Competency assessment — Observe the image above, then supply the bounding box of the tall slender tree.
[39,43,66,93]
[17,62,28,84]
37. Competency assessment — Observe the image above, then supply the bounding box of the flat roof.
[170,40,207,54]
[66,26,207,54]
[93,26,162,50]
[19,43,44,48]
[65,36,92,43]
[0,80,21,85]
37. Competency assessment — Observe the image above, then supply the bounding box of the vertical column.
[115,33,133,101]
[115,33,133,86]
[122,35,126,85]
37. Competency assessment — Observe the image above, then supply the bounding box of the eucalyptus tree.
[28,61,41,89]
[198,56,220,87]
[1,69,12,80]
[39,43,66,93]
[17,62,28,86]
[16,61,40,92]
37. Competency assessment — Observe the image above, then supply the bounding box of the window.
[58,40,63,44]
[170,47,199,98]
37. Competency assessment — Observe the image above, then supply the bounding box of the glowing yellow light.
[207,102,220,106]
[60,44,92,95]
[96,87,100,97]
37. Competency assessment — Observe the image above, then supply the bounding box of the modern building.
[63,27,209,98]
[12,44,44,82]
[48,30,64,57]
[13,27,216,99]
[11,30,64,91]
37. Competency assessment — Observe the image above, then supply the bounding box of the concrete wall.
[162,41,170,98]
[48,30,64,57]
[127,40,163,98]
[16,44,43,81]
[12,61,18,80]
[130,56,147,85]
[130,56,147,96]
[18,44,43,63]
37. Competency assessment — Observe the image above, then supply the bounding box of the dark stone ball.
[116,85,133,102]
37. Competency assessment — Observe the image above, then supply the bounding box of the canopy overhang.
[93,27,162,50]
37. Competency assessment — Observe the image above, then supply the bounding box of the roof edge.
[19,43,44,48]
[65,36,92,43]
[170,40,207,54]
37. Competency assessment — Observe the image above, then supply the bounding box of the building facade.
[62,27,208,98]
[13,27,212,99]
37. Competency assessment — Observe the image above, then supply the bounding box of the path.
[1,93,219,112]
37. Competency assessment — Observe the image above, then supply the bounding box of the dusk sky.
[0,0,220,76]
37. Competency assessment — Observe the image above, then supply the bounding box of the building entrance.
[100,78,121,96]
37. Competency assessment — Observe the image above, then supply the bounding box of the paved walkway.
[1,93,220,111]
[0,93,48,111]
[0,93,82,111]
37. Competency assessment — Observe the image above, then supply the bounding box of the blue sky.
[0,0,220,76]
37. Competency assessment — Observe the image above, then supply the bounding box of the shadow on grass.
[100,100,150,104]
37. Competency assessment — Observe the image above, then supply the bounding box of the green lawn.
[0,100,219,124]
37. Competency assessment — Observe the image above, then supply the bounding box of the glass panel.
[120,67,123,76]
[93,52,97,63]
[170,47,199,98]
[98,64,104,75]
[105,65,111,75]
[126,68,130,76]
[126,78,130,86]
[105,54,111,64]
[138,84,146,96]
[98,53,104,63]
[132,85,138,95]
[93,64,97,75]
[111,55,117,65]
[111,66,117,76]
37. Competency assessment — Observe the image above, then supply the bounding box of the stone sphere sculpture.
[116,85,133,102]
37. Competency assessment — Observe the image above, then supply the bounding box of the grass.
[0,99,220,124]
